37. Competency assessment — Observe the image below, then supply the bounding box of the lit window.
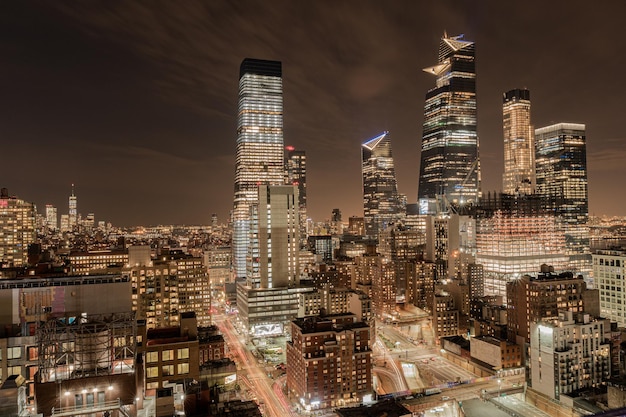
[146,367,159,378]
[177,363,189,374]
[145,351,157,363]
[178,348,189,359]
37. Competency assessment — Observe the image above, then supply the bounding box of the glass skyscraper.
[232,58,284,279]
[534,123,590,280]
[502,88,534,195]
[362,131,405,237]
[418,33,480,214]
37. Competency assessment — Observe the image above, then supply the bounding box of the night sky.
[2,1,625,226]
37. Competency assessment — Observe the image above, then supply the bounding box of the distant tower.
[211,213,218,228]
[68,184,77,230]
[45,204,58,231]
[418,33,480,213]
[535,123,590,279]
[362,131,405,237]
[232,58,284,279]
[285,146,307,247]
[502,89,534,195]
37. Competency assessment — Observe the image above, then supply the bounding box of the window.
[146,382,159,390]
[147,367,159,378]
[162,365,174,376]
[162,350,173,361]
[8,347,21,360]
[146,352,158,363]
[27,346,38,361]
[8,366,21,377]
[178,348,189,359]
[177,363,189,374]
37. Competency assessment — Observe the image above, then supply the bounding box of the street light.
[497,379,502,397]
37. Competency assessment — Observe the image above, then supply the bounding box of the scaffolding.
[37,312,136,383]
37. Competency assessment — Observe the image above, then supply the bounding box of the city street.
[215,315,297,417]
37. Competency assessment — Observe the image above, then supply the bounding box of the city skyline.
[2,2,626,226]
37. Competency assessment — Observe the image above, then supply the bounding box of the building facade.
[530,311,610,400]
[535,123,590,281]
[361,132,405,237]
[246,185,299,289]
[418,33,480,213]
[502,88,534,195]
[507,271,586,345]
[286,146,307,248]
[0,189,36,268]
[286,314,372,410]
[232,58,285,279]
[593,249,626,327]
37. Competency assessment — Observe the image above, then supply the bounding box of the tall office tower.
[535,123,590,280]
[247,185,299,289]
[362,132,405,236]
[68,184,77,230]
[45,204,57,231]
[530,311,610,400]
[502,89,534,195]
[286,146,307,248]
[0,188,36,267]
[211,213,218,229]
[237,185,304,337]
[418,33,480,214]
[506,270,585,345]
[232,58,284,279]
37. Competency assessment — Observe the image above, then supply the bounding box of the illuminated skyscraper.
[0,188,36,267]
[68,184,77,230]
[502,88,534,195]
[418,33,480,214]
[361,131,405,237]
[246,185,299,289]
[534,123,590,279]
[285,146,307,248]
[232,58,284,279]
[45,204,57,231]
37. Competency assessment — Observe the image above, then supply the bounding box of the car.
[441,396,450,401]
[430,357,437,361]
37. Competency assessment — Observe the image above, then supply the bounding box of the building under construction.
[34,312,140,417]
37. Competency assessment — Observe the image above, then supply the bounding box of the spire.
[71,183,75,197]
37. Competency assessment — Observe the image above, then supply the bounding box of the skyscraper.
[45,204,58,231]
[232,58,284,279]
[418,33,480,214]
[285,146,307,248]
[247,185,299,289]
[361,131,405,236]
[502,88,534,195]
[0,188,36,267]
[534,123,590,279]
[68,184,77,230]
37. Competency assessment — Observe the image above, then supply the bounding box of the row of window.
[146,348,189,363]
